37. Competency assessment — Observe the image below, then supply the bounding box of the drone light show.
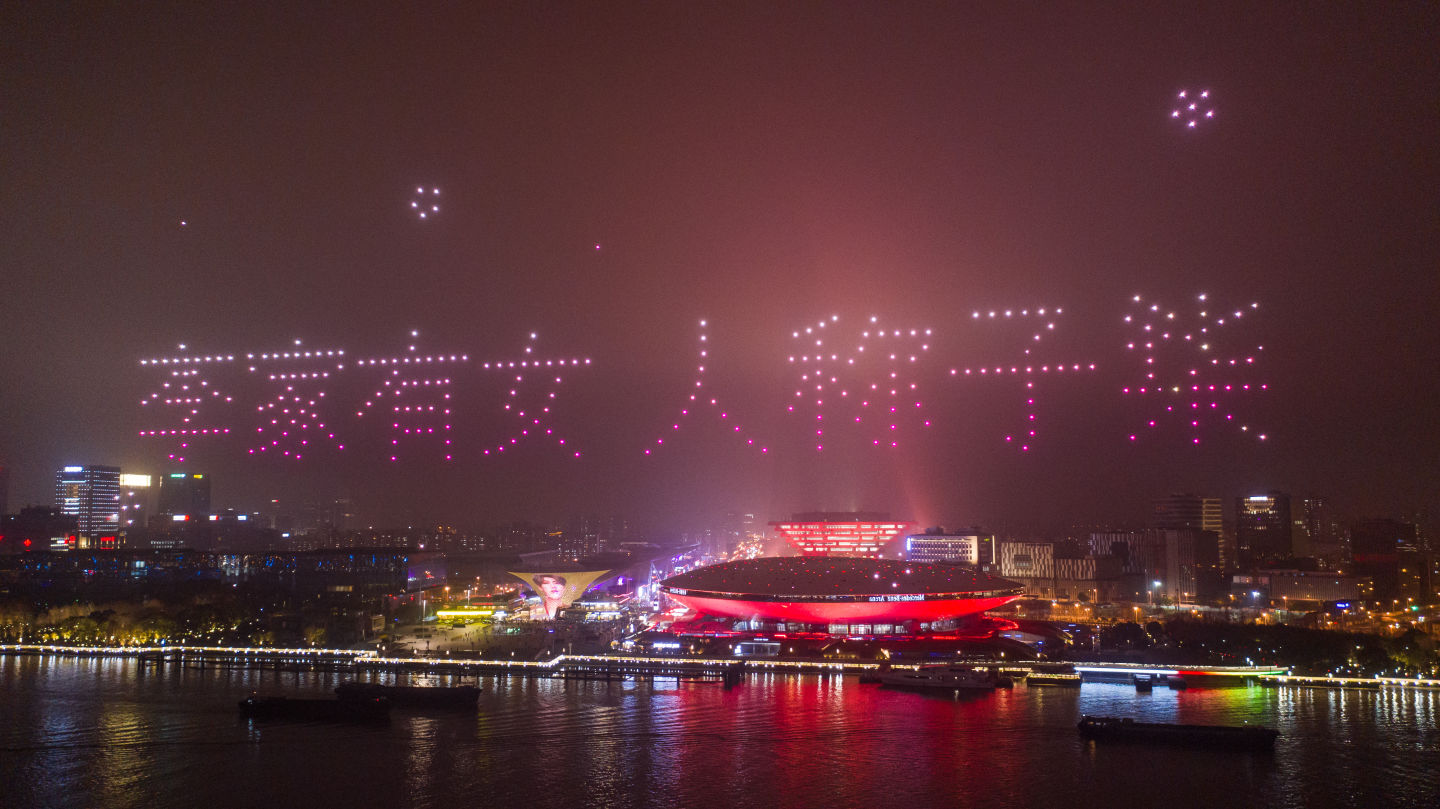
[947,307,1097,451]
[137,330,593,465]
[1122,293,1268,445]
[785,315,933,451]
[134,301,1272,467]
[485,332,584,459]
[409,186,441,219]
[644,319,768,456]
[137,345,239,464]
[246,340,348,460]
[1171,89,1215,129]
[354,331,465,462]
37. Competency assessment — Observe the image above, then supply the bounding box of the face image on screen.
[508,570,610,618]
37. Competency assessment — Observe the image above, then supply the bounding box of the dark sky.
[3,2,1437,534]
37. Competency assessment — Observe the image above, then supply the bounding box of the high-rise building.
[1351,518,1420,607]
[1300,497,1345,565]
[118,474,153,532]
[1089,529,1199,603]
[157,472,211,518]
[54,465,121,548]
[0,461,10,516]
[1236,493,1299,568]
[1151,494,1222,533]
[562,514,629,560]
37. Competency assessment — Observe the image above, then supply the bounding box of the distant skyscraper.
[1150,494,1223,593]
[563,514,630,560]
[157,472,211,517]
[1089,529,1199,603]
[54,465,121,547]
[118,474,153,536]
[1351,518,1420,607]
[1151,494,1222,533]
[1236,493,1298,567]
[1300,496,1345,564]
[0,461,9,516]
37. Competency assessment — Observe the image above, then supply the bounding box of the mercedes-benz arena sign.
[659,557,1023,623]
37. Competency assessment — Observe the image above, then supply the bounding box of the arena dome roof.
[659,557,1022,623]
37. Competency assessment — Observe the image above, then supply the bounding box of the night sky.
[3,3,1437,534]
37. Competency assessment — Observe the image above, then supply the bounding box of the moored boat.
[238,694,391,721]
[1027,672,1083,688]
[335,682,480,708]
[1077,715,1278,749]
[879,665,1001,692]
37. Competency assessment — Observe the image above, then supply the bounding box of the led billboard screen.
[508,570,611,618]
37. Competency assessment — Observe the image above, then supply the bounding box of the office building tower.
[157,472,211,518]
[1236,493,1299,567]
[118,474,153,531]
[1090,529,1199,603]
[1151,494,1222,533]
[905,531,995,565]
[1351,518,1420,607]
[54,465,121,548]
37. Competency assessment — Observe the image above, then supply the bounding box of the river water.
[1,655,1436,809]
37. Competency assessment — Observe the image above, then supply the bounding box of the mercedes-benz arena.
[659,557,1023,623]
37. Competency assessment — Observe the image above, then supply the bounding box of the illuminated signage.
[771,519,916,557]
[436,608,504,619]
[119,474,152,487]
[507,570,611,619]
[63,466,83,473]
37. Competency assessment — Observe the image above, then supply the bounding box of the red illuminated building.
[770,512,915,557]
[660,557,1022,624]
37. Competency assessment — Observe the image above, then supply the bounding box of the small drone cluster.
[410,187,440,219]
[1172,89,1215,129]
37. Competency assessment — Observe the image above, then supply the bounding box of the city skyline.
[3,4,1437,532]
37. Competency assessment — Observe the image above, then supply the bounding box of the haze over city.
[3,3,1437,534]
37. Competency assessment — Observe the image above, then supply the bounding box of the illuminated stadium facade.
[659,557,1023,624]
[770,512,916,557]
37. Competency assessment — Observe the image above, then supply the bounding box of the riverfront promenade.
[12,642,1440,690]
